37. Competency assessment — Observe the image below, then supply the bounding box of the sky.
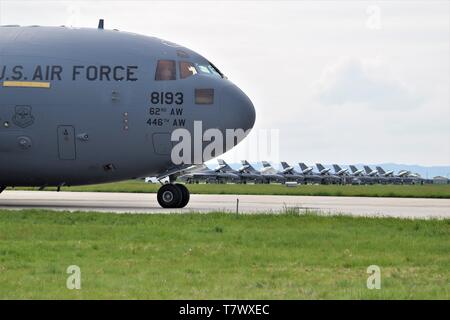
[1,0,449,166]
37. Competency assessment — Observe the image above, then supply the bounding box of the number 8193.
[150,92,183,105]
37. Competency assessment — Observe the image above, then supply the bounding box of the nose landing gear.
[157,183,190,208]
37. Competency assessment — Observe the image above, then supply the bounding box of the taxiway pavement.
[0,191,449,219]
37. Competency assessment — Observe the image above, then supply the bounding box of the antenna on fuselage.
[98,19,104,30]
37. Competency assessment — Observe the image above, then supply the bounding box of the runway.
[0,190,449,219]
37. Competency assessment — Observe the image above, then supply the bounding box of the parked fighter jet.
[394,169,424,184]
[394,169,421,184]
[403,173,424,184]
[376,166,393,177]
[397,169,411,177]
[316,163,341,184]
[298,162,314,175]
[298,162,323,184]
[260,161,287,183]
[349,165,376,185]
[397,169,423,183]
[349,165,364,176]
[363,166,379,177]
[178,164,239,184]
[238,160,264,183]
[280,162,305,183]
[364,165,389,184]
[0,23,256,208]
[316,163,331,175]
[376,166,402,184]
[332,164,354,184]
[333,164,348,176]
[216,159,262,183]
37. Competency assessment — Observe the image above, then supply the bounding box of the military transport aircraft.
[0,22,256,208]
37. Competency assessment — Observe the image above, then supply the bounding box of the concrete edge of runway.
[0,190,449,219]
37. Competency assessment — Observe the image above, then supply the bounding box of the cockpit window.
[195,62,224,78]
[176,50,190,58]
[179,61,197,79]
[208,62,224,78]
[155,60,176,81]
[195,88,214,105]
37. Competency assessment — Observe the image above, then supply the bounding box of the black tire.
[175,183,190,208]
[157,184,182,208]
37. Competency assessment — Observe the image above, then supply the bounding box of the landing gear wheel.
[175,183,190,208]
[157,184,182,208]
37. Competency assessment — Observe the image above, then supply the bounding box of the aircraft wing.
[156,164,204,181]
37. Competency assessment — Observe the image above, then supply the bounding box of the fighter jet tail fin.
[333,164,341,172]
[349,165,358,173]
[217,159,232,170]
[281,162,290,169]
[299,162,308,171]
[241,160,259,173]
[316,163,326,171]
[364,166,373,174]
[376,166,386,175]
[261,161,272,168]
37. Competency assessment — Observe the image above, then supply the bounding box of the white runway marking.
[0,191,449,219]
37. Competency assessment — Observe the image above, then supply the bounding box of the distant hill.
[351,163,450,179]
[205,160,450,178]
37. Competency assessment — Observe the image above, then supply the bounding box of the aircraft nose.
[221,84,256,132]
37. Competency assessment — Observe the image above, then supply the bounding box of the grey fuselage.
[0,26,255,187]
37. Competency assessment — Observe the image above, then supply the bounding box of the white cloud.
[314,57,424,110]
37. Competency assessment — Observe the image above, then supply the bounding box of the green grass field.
[0,210,448,299]
[12,181,450,198]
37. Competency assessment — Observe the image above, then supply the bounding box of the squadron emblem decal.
[12,106,35,128]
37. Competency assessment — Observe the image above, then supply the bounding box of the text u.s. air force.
[0,65,138,81]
